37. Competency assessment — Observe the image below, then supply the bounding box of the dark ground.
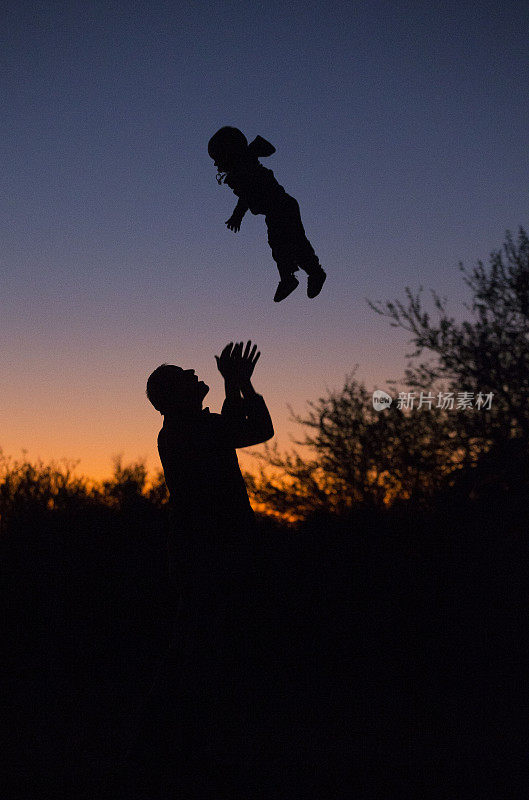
[2,492,528,798]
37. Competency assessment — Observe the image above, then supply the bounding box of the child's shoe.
[307,268,327,299]
[274,275,299,302]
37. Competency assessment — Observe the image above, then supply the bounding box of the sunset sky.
[2,0,528,481]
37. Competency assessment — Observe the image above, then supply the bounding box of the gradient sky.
[2,0,528,480]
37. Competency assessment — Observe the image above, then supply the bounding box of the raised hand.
[236,340,260,383]
[215,341,261,387]
[215,341,236,379]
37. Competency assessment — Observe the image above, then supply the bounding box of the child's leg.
[278,197,326,298]
[286,198,322,275]
[266,214,299,279]
[265,214,300,301]
[296,238,321,275]
[268,197,321,275]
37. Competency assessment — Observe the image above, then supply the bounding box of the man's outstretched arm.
[216,341,274,448]
[223,389,274,448]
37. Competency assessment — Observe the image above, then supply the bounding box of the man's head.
[146,364,209,415]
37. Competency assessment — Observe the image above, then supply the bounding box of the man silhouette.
[146,340,273,580]
[136,340,274,796]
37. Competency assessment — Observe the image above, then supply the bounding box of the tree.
[368,227,529,497]
[247,370,462,520]
[0,452,169,532]
[368,228,529,445]
[0,450,90,531]
[249,229,529,519]
[96,457,169,511]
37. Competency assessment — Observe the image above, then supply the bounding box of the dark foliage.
[249,230,529,519]
[1,453,526,796]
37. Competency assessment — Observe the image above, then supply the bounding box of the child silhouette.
[208,126,327,302]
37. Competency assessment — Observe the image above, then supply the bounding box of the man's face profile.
[168,366,209,406]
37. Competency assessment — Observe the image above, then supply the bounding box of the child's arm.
[226,199,248,232]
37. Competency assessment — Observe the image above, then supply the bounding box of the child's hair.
[208,128,276,182]
[208,127,248,166]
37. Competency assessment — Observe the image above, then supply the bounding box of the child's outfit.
[209,129,326,302]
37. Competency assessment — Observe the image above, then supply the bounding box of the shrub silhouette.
[247,369,462,518]
[369,227,529,499]
[248,228,529,519]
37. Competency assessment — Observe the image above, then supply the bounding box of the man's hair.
[146,364,180,413]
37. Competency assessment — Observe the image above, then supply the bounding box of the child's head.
[208,127,249,172]
[146,364,209,415]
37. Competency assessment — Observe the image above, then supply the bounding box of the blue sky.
[1,0,528,477]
